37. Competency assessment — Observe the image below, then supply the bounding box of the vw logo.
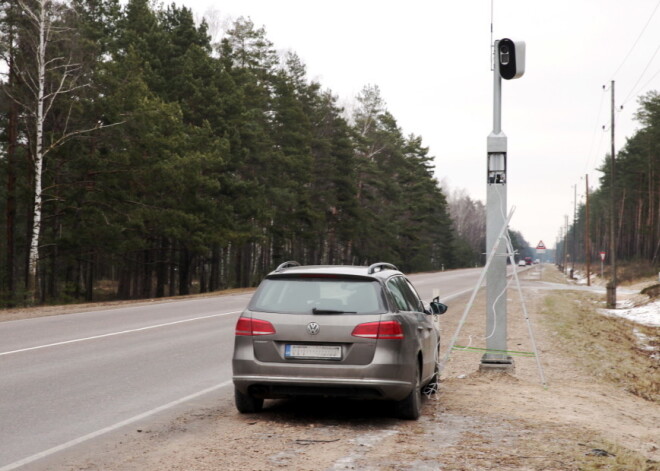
[307,322,320,335]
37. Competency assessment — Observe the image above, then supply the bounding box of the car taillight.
[351,320,404,339]
[235,318,276,336]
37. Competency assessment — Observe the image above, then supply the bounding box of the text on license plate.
[285,344,342,360]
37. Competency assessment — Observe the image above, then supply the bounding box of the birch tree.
[12,0,66,300]
[10,0,114,301]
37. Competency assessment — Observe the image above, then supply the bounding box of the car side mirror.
[429,296,448,315]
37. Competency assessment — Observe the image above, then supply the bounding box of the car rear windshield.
[249,277,386,314]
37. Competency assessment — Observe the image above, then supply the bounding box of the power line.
[622,42,660,105]
[626,64,660,103]
[610,0,660,80]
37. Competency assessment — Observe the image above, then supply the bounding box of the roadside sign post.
[536,241,546,279]
[481,38,525,372]
[600,251,606,279]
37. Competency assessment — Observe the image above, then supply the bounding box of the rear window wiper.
[312,308,357,314]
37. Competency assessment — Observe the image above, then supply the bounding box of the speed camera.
[498,39,525,80]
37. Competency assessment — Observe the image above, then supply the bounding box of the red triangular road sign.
[536,240,546,250]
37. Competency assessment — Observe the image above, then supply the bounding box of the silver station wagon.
[232,262,448,420]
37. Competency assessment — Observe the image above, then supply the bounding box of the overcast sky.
[168,0,660,250]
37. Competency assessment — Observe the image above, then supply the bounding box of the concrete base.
[479,356,515,373]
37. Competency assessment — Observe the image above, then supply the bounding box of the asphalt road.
[0,267,485,470]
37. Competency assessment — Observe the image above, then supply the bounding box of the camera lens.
[499,45,510,65]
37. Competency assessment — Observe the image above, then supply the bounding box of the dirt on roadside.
[21,267,660,471]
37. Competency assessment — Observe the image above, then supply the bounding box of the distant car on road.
[524,257,533,265]
[518,260,527,267]
[232,261,448,420]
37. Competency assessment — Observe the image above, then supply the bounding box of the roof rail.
[275,261,301,272]
[367,262,398,275]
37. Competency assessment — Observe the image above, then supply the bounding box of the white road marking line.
[441,288,474,301]
[0,381,233,471]
[438,269,518,302]
[0,311,242,357]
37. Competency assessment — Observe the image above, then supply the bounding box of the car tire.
[234,387,264,413]
[396,361,422,420]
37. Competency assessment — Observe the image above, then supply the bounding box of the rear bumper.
[233,373,412,400]
[232,334,420,401]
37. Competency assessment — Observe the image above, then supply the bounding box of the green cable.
[452,345,536,357]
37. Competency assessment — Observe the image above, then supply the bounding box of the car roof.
[266,262,403,281]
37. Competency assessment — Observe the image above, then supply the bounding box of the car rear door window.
[250,278,384,314]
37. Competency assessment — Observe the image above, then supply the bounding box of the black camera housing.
[498,38,525,80]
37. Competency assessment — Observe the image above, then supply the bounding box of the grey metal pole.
[482,40,512,370]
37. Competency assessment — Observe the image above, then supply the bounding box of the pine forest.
[0,1,657,307]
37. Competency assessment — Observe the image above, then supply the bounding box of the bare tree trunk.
[617,188,626,258]
[648,150,655,259]
[85,253,95,302]
[635,198,643,258]
[179,247,191,295]
[25,0,49,302]
[209,245,220,292]
[165,242,174,296]
[5,66,18,303]
[156,238,167,298]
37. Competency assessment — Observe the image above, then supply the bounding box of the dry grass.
[579,442,659,471]
[540,263,570,284]
[575,260,660,285]
[538,280,659,469]
[541,290,659,402]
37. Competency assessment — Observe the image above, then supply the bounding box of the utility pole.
[572,184,577,279]
[481,38,525,372]
[585,174,591,286]
[563,215,569,273]
[607,81,617,308]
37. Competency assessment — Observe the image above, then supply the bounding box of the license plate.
[285,344,342,360]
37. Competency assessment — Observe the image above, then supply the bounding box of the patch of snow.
[617,299,636,309]
[572,270,601,287]
[599,300,660,327]
[632,328,657,351]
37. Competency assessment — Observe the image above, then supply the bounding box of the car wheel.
[234,387,264,413]
[396,361,422,420]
